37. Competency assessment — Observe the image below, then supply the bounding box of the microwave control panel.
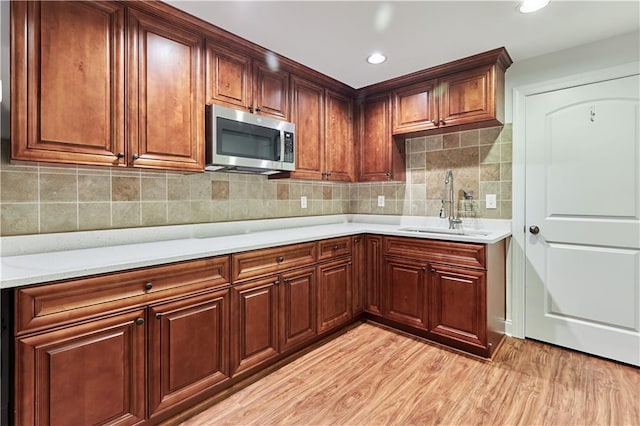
[283,132,294,163]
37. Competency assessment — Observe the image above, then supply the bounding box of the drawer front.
[16,256,230,335]
[318,237,352,261]
[384,237,485,269]
[232,242,317,282]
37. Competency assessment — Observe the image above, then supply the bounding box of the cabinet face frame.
[15,309,146,426]
[11,1,127,166]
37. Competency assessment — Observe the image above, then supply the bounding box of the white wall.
[505,30,640,123]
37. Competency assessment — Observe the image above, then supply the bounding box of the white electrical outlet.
[377,195,385,207]
[300,196,307,209]
[486,194,497,209]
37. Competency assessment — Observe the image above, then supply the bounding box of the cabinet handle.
[135,318,144,326]
[247,105,254,113]
[116,152,124,159]
[431,119,438,126]
[439,119,446,125]
[421,267,426,271]
[430,268,436,273]
[348,262,353,266]
[283,278,289,283]
[255,106,261,112]
[326,172,332,178]
[144,282,153,291]
[132,154,139,160]
[155,313,162,320]
[385,172,391,180]
[354,238,360,244]
[277,256,284,263]
[274,280,280,286]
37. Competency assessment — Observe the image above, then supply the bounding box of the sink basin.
[398,227,491,237]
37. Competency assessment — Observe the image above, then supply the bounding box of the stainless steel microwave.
[205,104,295,174]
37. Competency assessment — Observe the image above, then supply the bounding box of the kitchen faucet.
[440,169,463,229]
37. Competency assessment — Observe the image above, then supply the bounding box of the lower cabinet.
[231,266,318,376]
[148,289,230,419]
[364,235,383,315]
[428,264,487,351]
[317,257,352,333]
[383,256,429,330]
[16,309,147,426]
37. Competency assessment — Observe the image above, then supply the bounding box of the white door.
[525,74,640,366]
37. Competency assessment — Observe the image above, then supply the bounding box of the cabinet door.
[15,309,146,426]
[429,264,487,349]
[11,1,126,166]
[351,235,365,314]
[365,235,383,315]
[317,258,352,333]
[280,267,317,352]
[358,94,404,181]
[231,276,279,376]
[392,79,439,134]
[205,42,251,110]
[438,65,495,128]
[148,289,230,418]
[290,75,325,180]
[324,90,354,181]
[253,61,289,119]
[127,9,204,171]
[383,257,429,330]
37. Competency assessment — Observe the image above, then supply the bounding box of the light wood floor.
[179,322,639,426]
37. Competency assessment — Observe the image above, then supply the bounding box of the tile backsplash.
[0,124,511,236]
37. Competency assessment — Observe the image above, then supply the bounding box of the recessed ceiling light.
[518,0,550,13]
[367,53,387,65]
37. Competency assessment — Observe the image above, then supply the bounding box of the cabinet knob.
[135,317,144,326]
[274,280,280,286]
[333,245,339,251]
[283,278,289,283]
[132,154,140,160]
[144,282,153,291]
[277,256,284,263]
[255,106,262,112]
[385,172,391,180]
[155,313,162,320]
[430,268,436,273]
[431,119,438,126]
[116,152,124,159]
[326,172,332,178]
[439,119,446,125]
[354,238,360,244]
[247,105,254,113]
[421,267,426,271]
[348,262,353,266]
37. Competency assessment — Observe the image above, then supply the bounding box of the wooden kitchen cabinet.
[148,289,230,419]
[317,257,352,333]
[12,2,205,172]
[383,256,429,330]
[324,90,354,181]
[127,8,204,171]
[351,235,365,314]
[15,309,146,426]
[358,94,405,182]
[364,235,383,315]
[206,42,289,120]
[230,275,280,377]
[279,267,317,352]
[392,49,511,136]
[429,264,487,350]
[11,1,126,167]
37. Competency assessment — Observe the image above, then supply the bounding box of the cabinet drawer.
[232,242,317,282]
[318,237,352,261]
[16,256,230,335]
[384,237,485,269]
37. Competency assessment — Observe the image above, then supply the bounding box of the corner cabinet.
[11,1,204,172]
[357,94,405,182]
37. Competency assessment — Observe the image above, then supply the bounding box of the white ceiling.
[167,1,640,89]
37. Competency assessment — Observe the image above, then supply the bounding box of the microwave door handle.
[275,131,282,161]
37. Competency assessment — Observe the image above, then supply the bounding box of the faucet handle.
[439,200,446,218]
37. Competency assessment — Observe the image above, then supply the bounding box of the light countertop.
[0,215,511,289]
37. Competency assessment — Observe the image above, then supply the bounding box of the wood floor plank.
[177,322,640,426]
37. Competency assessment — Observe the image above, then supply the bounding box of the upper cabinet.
[127,9,204,171]
[390,49,511,136]
[357,94,405,182]
[11,1,126,167]
[11,1,204,171]
[324,90,354,182]
[206,42,289,120]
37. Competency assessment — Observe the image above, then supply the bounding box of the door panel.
[280,267,317,351]
[525,74,640,366]
[317,259,352,333]
[383,257,428,329]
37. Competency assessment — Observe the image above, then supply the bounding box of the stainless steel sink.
[398,227,491,236]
